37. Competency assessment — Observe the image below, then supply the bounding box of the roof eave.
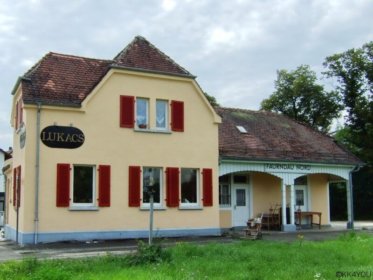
[110,65,196,79]
[23,100,82,108]
[219,155,362,167]
[11,76,31,96]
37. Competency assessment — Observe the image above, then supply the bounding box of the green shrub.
[129,240,171,265]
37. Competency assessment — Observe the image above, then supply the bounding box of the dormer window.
[120,95,183,132]
[236,125,247,133]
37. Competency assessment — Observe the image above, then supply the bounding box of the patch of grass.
[0,233,372,279]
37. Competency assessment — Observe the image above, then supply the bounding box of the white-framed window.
[142,167,163,207]
[72,165,96,207]
[181,168,199,206]
[156,99,168,130]
[233,174,248,184]
[136,98,149,129]
[219,174,231,207]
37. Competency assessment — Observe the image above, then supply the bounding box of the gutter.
[347,164,365,229]
[34,103,42,244]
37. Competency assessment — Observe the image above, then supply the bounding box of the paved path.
[1,226,372,263]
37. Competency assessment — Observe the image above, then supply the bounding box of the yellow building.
[6,36,221,244]
[4,36,361,244]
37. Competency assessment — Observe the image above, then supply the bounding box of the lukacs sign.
[40,125,85,149]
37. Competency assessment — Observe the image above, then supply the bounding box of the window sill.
[178,206,203,210]
[69,206,99,211]
[140,206,167,211]
[134,128,172,134]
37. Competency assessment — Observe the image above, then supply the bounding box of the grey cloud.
[0,0,372,149]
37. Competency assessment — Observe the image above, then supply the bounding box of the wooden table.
[295,211,322,229]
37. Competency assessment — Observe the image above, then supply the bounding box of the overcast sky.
[0,0,372,150]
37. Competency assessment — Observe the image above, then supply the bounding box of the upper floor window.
[136,98,149,129]
[120,95,183,132]
[156,100,168,130]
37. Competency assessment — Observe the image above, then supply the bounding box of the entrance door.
[295,185,308,211]
[232,186,250,227]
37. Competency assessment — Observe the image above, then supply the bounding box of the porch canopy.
[216,107,363,231]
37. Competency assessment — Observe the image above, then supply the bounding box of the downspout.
[34,103,42,244]
[347,164,364,230]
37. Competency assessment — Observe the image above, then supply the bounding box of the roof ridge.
[219,106,282,116]
[23,52,112,79]
[48,51,112,62]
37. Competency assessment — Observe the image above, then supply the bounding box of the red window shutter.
[202,168,213,206]
[128,166,141,207]
[171,101,184,132]
[56,164,70,207]
[98,165,111,207]
[120,95,135,128]
[16,166,21,208]
[166,167,179,207]
[13,168,17,207]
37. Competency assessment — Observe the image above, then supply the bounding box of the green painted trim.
[219,157,356,169]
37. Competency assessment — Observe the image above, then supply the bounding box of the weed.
[297,234,305,247]
[128,240,171,265]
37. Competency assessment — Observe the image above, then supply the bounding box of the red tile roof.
[22,53,111,106]
[113,36,192,77]
[216,107,362,165]
[18,36,193,106]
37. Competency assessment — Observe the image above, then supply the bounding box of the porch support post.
[281,180,287,229]
[290,184,295,225]
[346,179,353,229]
[281,181,296,232]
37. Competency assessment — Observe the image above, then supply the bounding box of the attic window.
[236,126,247,133]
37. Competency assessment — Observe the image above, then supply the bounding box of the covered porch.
[219,159,355,232]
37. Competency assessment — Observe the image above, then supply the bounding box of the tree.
[324,41,373,221]
[204,92,219,107]
[323,41,373,164]
[261,65,343,133]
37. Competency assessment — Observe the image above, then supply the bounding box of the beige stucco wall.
[10,69,221,235]
[309,174,330,225]
[251,172,282,217]
[219,209,232,228]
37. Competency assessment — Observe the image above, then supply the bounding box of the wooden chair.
[269,204,281,230]
[245,213,263,240]
[261,204,281,231]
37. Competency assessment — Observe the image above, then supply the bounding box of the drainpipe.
[347,164,364,230]
[34,103,42,244]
